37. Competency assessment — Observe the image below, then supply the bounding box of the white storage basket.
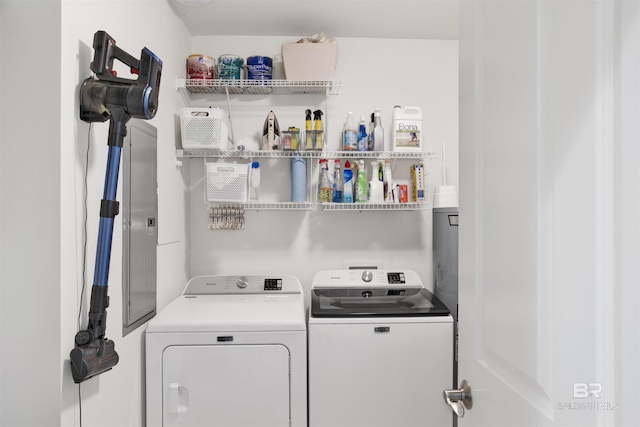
[181,107,229,150]
[205,162,248,203]
[282,42,337,81]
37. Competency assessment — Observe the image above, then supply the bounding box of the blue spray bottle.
[357,116,368,151]
[343,160,354,203]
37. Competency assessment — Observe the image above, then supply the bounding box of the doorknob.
[443,380,472,418]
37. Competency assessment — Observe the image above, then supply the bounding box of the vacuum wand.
[70,31,162,384]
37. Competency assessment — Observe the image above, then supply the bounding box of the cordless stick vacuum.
[70,31,162,383]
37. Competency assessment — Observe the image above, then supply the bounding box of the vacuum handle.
[90,30,140,84]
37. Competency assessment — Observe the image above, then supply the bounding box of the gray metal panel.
[433,207,459,320]
[433,206,459,390]
[122,120,157,336]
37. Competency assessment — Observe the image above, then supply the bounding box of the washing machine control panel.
[184,275,300,295]
[263,278,283,291]
[236,276,249,288]
[312,270,420,289]
[386,272,406,284]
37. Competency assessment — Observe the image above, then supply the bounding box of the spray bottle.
[358,116,368,151]
[383,159,393,202]
[343,161,354,203]
[318,159,331,203]
[371,108,385,152]
[343,112,357,151]
[355,159,368,202]
[313,109,324,150]
[368,112,375,151]
[305,109,313,150]
[368,160,383,202]
[332,159,343,203]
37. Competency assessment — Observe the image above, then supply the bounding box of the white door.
[456,0,640,426]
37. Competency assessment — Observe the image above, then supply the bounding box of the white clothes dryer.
[145,275,307,427]
[308,270,453,427]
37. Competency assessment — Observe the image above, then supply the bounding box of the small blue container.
[247,55,273,81]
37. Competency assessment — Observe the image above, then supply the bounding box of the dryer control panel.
[183,275,301,295]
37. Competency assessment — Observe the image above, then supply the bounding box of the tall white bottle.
[371,109,385,152]
[369,160,384,202]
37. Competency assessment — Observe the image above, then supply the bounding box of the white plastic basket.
[205,162,248,202]
[181,107,229,150]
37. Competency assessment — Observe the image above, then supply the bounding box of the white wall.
[2,0,190,426]
[0,1,62,425]
[187,36,458,297]
[0,4,457,426]
[59,1,191,425]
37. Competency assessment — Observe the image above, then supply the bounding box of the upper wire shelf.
[176,78,343,95]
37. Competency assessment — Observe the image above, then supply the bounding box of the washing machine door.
[162,344,290,427]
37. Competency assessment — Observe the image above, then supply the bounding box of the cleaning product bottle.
[318,159,332,203]
[343,160,354,203]
[371,108,385,152]
[313,110,324,150]
[355,159,368,202]
[305,109,313,150]
[383,159,393,202]
[351,160,359,197]
[368,112,375,151]
[357,116,368,151]
[392,105,422,151]
[250,161,261,201]
[332,159,343,203]
[342,112,357,151]
[368,160,383,202]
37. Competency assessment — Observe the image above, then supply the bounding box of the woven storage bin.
[181,107,229,150]
[205,163,248,203]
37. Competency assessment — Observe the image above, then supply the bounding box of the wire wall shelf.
[321,202,429,211]
[177,78,343,95]
[208,202,313,211]
[177,149,437,160]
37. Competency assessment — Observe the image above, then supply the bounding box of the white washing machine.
[145,275,307,427]
[308,270,453,427]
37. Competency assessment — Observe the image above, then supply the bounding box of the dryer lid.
[146,273,306,333]
[146,293,307,332]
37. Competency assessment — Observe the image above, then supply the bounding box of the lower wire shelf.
[320,202,429,211]
[208,202,313,211]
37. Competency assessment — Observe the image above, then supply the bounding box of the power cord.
[76,122,92,427]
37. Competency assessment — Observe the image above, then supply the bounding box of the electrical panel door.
[122,120,157,336]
